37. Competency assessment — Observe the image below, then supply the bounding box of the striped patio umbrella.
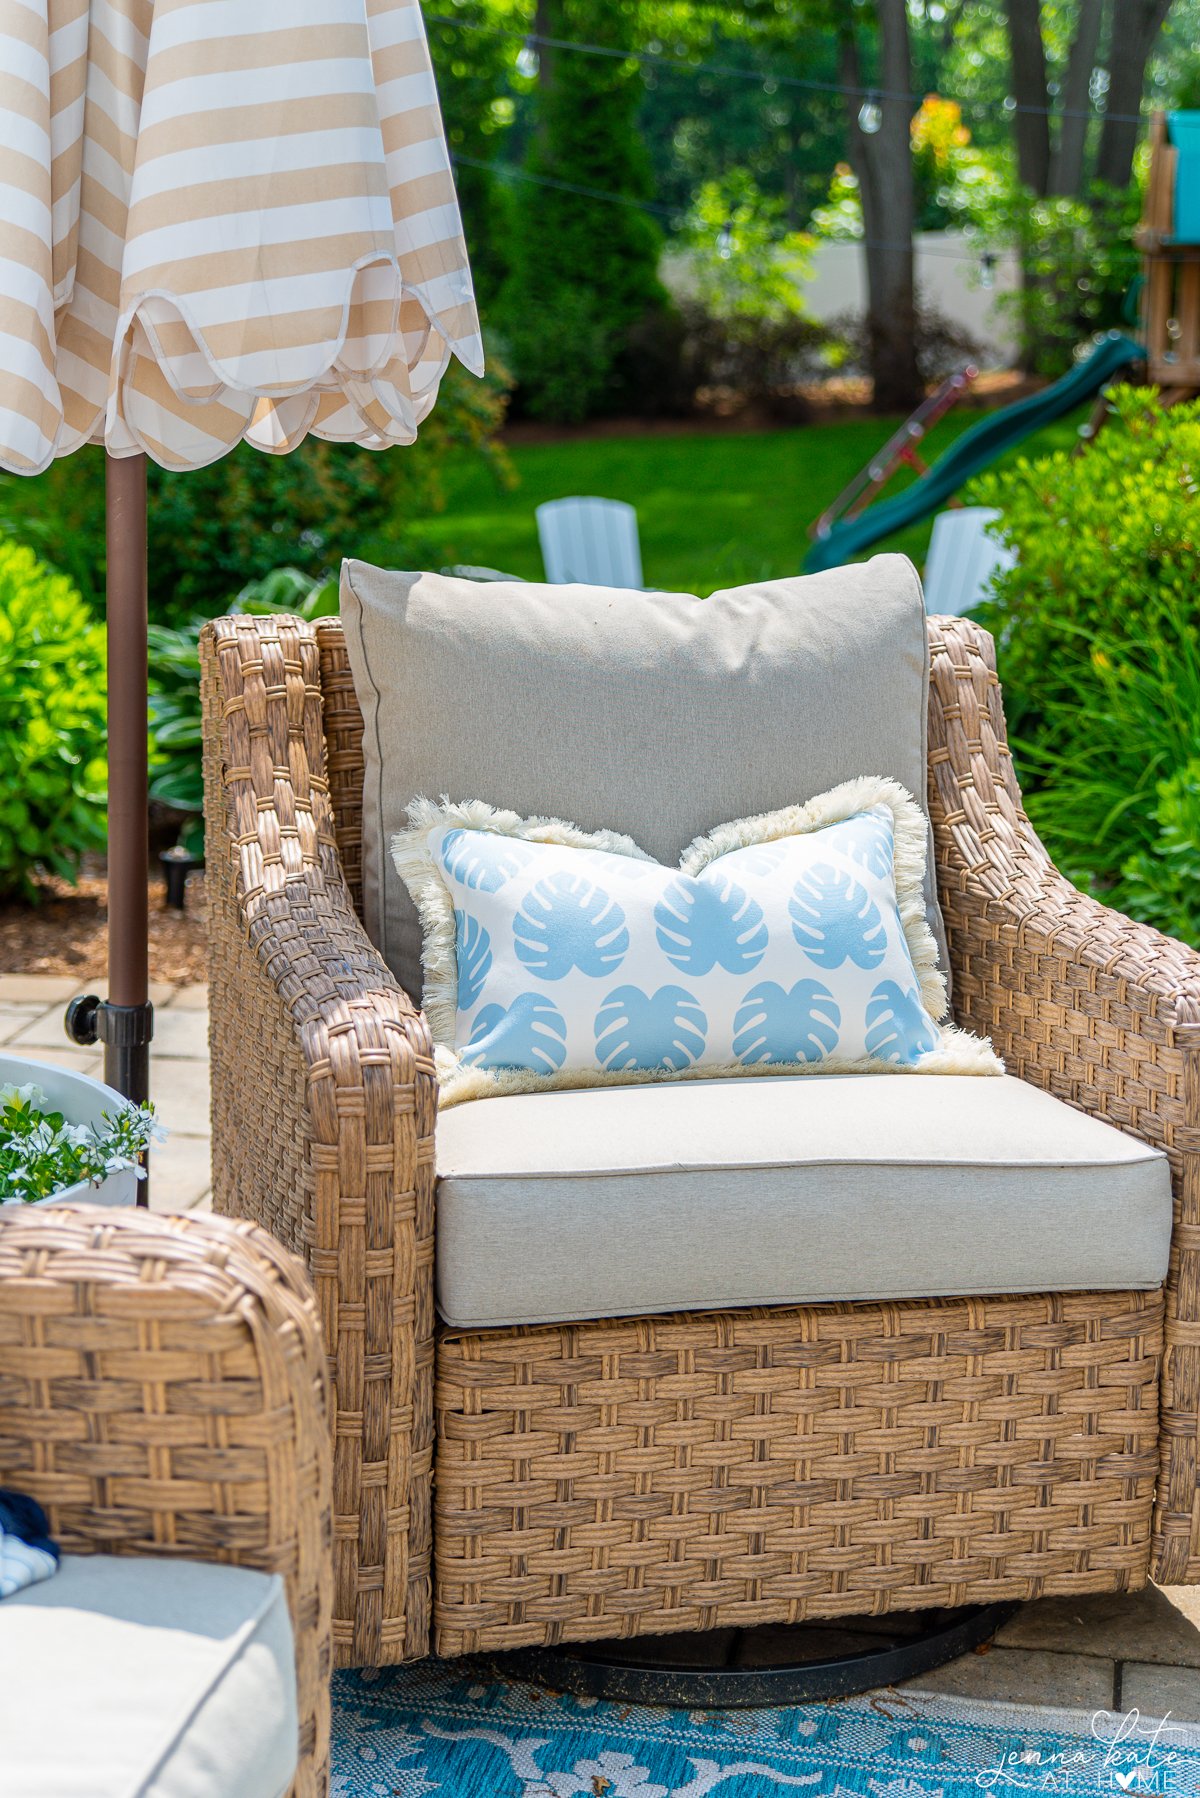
[0,0,481,1112]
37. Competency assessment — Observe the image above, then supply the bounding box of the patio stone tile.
[0,1006,50,1045]
[997,1587,1200,1670]
[1120,1662,1200,1724]
[0,974,80,1004]
[147,1132,212,1212]
[148,1007,209,1060]
[169,983,209,1011]
[903,1646,1115,1710]
[6,1007,87,1050]
[152,1056,211,1136]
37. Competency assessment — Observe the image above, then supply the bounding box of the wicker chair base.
[433,1290,1164,1658]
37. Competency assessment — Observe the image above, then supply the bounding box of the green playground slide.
[803,331,1143,573]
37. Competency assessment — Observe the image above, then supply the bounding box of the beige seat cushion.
[0,1555,297,1798]
[340,553,948,1001]
[434,1074,1172,1328]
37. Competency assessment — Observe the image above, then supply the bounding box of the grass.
[408,406,1087,595]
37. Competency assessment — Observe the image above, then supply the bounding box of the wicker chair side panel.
[923,614,1200,1585]
[202,616,438,1667]
[431,1290,1163,1656]
[315,618,366,922]
[0,1206,332,1798]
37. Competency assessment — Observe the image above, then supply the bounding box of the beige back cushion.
[340,554,949,1002]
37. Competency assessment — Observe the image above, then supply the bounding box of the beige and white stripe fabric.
[0,0,482,472]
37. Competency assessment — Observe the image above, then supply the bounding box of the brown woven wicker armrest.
[927,613,1200,1582]
[0,1204,331,1798]
[201,614,436,1669]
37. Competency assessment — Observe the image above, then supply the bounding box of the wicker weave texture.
[202,616,437,1670]
[0,1205,332,1797]
[925,616,1200,1584]
[433,1291,1163,1656]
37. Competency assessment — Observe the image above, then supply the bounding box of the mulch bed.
[501,371,1041,445]
[0,870,208,985]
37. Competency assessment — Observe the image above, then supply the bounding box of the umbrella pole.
[67,454,154,1194]
[103,451,153,1114]
[67,456,154,1147]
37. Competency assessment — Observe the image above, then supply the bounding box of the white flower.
[0,1082,45,1110]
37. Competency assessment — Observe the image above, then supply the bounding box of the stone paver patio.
[3,969,1195,1718]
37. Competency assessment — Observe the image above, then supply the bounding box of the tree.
[839,0,923,410]
[999,0,1175,199]
[1096,0,1174,187]
[498,0,672,421]
[426,0,525,310]
[1004,0,1052,192]
[1050,0,1105,192]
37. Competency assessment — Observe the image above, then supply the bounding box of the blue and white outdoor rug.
[332,1660,1200,1797]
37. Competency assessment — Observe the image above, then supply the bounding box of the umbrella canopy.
[0,0,481,1120]
[0,0,481,473]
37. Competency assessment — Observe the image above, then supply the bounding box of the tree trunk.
[1003,0,1052,195]
[841,6,922,412]
[1050,0,1106,194]
[1096,0,1172,189]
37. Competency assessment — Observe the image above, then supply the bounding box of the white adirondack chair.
[922,506,1016,615]
[537,497,643,588]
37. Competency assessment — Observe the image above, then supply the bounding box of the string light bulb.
[979,250,997,290]
[717,217,735,259]
[858,93,883,134]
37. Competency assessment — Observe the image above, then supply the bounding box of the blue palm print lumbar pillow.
[392,778,1002,1106]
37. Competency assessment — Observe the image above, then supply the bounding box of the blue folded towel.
[0,1490,59,1598]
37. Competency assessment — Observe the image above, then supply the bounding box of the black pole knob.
[65,992,101,1046]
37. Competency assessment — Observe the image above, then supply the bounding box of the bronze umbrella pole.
[66,456,153,1179]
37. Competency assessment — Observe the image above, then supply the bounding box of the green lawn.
[410,406,1084,595]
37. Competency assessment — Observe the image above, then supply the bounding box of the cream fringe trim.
[391,784,1003,1109]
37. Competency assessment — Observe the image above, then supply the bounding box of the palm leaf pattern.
[838,811,894,880]
[655,872,768,975]
[439,828,533,892]
[789,864,887,969]
[725,840,789,877]
[462,992,568,1072]
[733,979,840,1065]
[514,872,629,980]
[594,984,707,1071]
[454,909,492,1011]
[864,980,938,1064]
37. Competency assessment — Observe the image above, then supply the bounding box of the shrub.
[680,303,839,417]
[830,306,985,388]
[0,540,107,897]
[970,182,1142,377]
[970,386,1200,943]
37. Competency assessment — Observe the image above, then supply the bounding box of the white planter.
[0,1054,139,1210]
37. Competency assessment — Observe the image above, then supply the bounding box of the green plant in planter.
[0,1080,159,1203]
[970,386,1200,944]
[0,538,107,898]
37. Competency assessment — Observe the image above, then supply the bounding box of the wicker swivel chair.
[201,607,1199,1674]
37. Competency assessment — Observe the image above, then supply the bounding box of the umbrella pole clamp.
[65,995,155,1111]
